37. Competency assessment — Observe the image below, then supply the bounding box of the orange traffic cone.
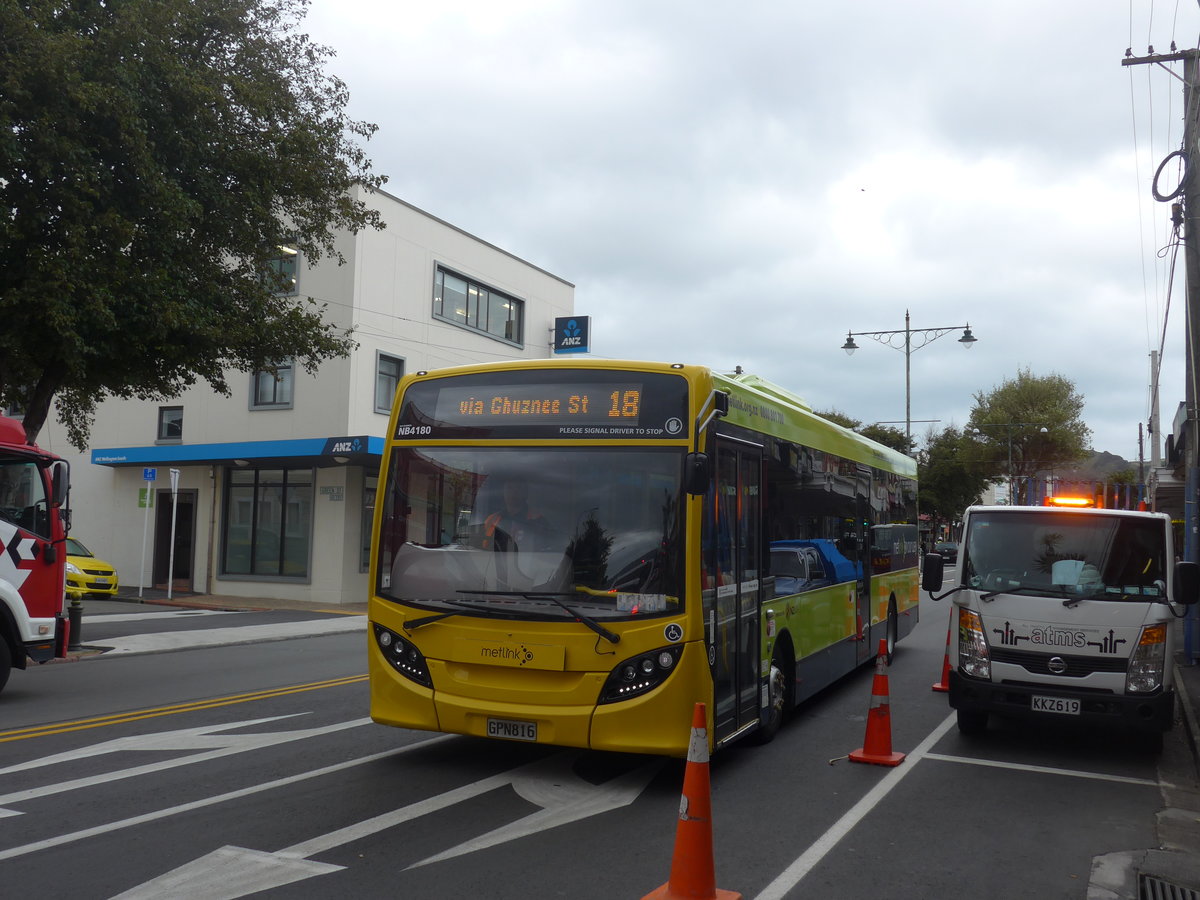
[849,639,906,767]
[642,703,742,900]
[932,609,952,692]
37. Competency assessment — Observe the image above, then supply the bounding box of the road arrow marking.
[0,716,370,817]
[407,751,661,868]
[109,750,664,898]
[0,736,454,865]
[110,845,344,900]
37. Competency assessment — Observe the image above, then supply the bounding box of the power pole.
[1123,47,1200,662]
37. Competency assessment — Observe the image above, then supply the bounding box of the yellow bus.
[368,359,919,756]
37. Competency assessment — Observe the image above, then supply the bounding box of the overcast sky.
[305,0,1194,463]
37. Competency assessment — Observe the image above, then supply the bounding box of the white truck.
[922,504,1199,737]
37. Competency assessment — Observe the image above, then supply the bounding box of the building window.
[251,360,294,409]
[433,266,524,345]
[265,243,299,295]
[157,406,183,441]
[221,467,313,578]
[375,353,404,414]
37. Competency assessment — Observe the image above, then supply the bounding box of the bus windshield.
[963,510,1168,601]
[376,447,684,618]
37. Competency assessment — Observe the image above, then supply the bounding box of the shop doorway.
[154,489,197,593]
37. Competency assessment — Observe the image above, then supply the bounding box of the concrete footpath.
[59,589,1200,899]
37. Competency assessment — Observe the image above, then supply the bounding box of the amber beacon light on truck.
[1043,495,1095,508]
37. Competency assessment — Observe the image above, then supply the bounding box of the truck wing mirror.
[684,452,710,495]
[1173,560,1200,606]
[921,553,944,593]
[50,460,69,507]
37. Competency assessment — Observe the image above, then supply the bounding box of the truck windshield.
[375,447,684,619]
[962,510,1168,600]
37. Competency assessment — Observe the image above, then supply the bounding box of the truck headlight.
[957,607,991,679]
[1126,624,1166,693]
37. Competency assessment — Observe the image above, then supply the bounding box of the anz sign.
[553,316,591,354]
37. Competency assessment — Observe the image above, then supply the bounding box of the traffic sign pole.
[140,468,156,598]
[167,468,180,600]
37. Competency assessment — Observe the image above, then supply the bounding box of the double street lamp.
[841,310,978,445]
[970,422,1048,504]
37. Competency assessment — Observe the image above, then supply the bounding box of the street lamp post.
[841,310,977,445]
[971,422,1048,504]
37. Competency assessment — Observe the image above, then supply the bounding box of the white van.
[922,505,1199,737]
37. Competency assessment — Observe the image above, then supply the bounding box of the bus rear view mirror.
[684,452,710,495]
[1174,560,1200,605]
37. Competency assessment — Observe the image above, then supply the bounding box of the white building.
[53,187,575,606]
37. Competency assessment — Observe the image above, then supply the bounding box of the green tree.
[966,368,1091,504]
[0,0,385,446]
[918,426,989,533]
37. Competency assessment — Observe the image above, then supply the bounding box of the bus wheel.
[956,708,988,735]
[755,656,788,744]
[0,638,11,695]
[885,599,898,665]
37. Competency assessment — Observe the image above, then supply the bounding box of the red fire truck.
[0,414,71,693]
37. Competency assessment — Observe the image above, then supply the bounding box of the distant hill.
[1054,451,1137,482]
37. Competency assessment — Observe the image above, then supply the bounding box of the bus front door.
[704,438,764,745]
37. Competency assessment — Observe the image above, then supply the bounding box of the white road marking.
[108,750,662,899]
[0,735,454,864]
[753,713,956,900]
[0,716,371,815]
[923,752,1157,786]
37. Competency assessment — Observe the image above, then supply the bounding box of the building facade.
[50,187,574,605]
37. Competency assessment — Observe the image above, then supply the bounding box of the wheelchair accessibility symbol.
[664,623,683,642]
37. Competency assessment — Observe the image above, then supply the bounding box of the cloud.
[307,0,1191,461]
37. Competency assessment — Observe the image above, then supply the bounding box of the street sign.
[169,468,180,495]
[144,467,157,482]
[138,488,154,509]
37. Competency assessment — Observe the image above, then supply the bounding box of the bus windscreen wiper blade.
[405,598,508,629]
[464,590,621,644]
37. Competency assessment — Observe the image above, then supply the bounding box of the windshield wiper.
[403,597,513,629]
[978,585,1057,602]
[463,590,621,645]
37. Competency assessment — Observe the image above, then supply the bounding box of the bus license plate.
[1031,695,1080,715]
[487,718,538,742]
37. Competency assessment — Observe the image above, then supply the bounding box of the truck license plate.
[1031,695,1080,715]
[487,718,538,742]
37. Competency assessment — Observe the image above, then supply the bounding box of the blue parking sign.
[144,467,157,482]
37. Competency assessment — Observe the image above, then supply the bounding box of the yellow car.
[65,537,119,600]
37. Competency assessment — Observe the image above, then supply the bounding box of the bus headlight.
[373,623,432,688]
[957,607,991,680]
[599,645,683,704]
[1126,624,1166,693]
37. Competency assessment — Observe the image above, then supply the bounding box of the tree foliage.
[0,0,385,446]
[917,426,989,531]
[966,368,1091,503]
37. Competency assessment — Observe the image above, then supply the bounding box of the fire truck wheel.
[0,638,11,694]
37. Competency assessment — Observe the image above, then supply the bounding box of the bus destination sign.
[434,383,642,427]
[397,371,690,440]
